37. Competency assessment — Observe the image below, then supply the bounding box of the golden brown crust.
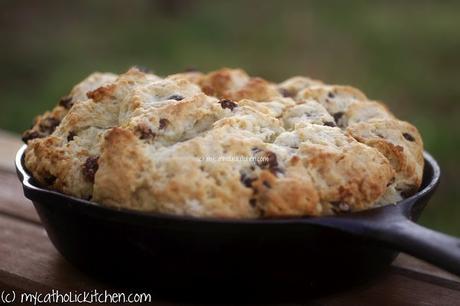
[295,85,368,127]
[22,72,118,143]
[344,100,394,127]
[23,67,425,218]
[93,127,150,207]
[198,68,281,102]
[347,119,424,197]
[277,76,324,97]
[275,125,395,212]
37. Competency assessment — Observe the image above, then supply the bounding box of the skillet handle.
[372,218,460,276]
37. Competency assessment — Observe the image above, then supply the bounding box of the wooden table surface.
[1,130,460,305]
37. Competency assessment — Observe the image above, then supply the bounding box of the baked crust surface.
[23,67,424,218]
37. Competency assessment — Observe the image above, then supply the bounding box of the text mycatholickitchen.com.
[1,289,152,305]
[199,155,270,163]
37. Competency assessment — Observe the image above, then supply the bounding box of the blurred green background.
[1,1,459,234]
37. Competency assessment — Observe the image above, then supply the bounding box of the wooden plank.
[0,170,41,224]
[0,213,104,291]
[0,214,174,306]
[310,272,460,306]
[0,131,40,224]
[0,210,459,305]
[393,253,460,285]
[0,130,22,173]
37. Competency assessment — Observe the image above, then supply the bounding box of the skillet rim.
[15,144,440,225]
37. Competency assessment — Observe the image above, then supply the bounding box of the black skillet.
[15,145,460,299]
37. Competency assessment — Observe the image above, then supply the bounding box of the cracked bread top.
[22,67,424,218]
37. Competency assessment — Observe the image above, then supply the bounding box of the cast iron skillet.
[15,145,460,299]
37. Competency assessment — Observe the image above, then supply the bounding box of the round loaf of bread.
[23,67,424,218]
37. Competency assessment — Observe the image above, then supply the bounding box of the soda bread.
[23,67,424,218]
